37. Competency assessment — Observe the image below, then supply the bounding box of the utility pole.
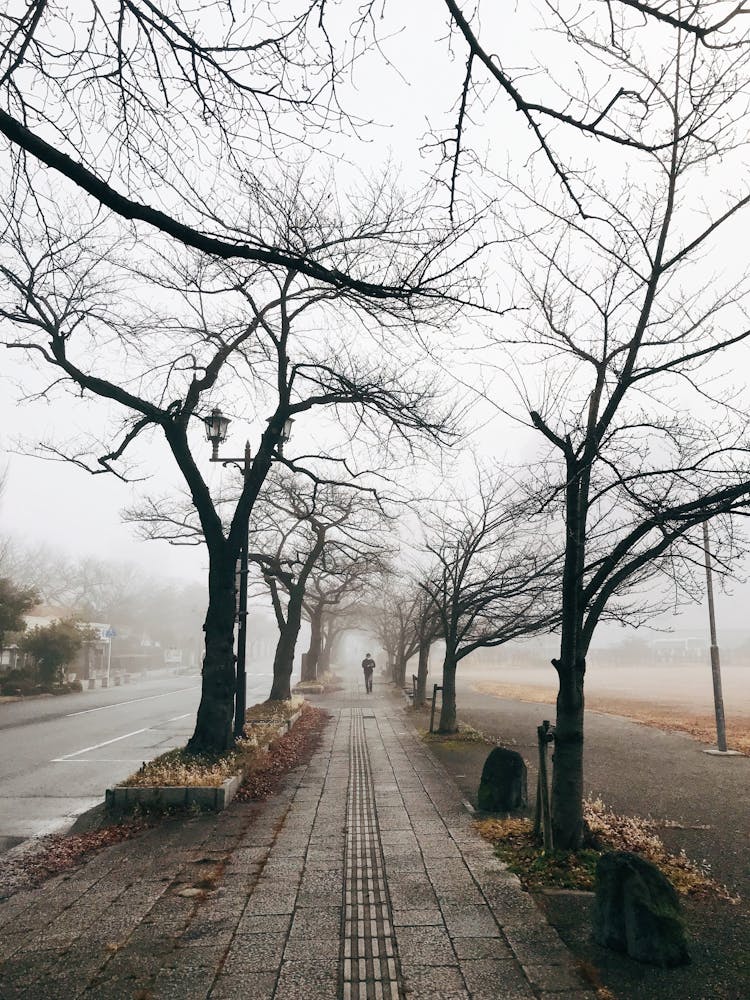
[702,521,728,753]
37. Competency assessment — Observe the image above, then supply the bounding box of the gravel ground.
[409,689,750,1000]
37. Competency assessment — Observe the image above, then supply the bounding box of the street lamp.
[269,415,295,453]
[205,406,231,459]
[204,406,293,738]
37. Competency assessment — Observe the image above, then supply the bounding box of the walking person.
[361,652,375,694]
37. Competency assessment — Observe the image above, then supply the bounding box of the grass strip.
[476,797,738,901]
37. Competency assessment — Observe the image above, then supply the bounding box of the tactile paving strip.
[342,709,405,1000]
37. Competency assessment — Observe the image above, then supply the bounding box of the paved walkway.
[0,683,591,999]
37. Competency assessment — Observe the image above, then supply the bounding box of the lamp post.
[204,406,293,738]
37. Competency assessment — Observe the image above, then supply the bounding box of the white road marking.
[50,759,147,764]
[51,714,193,762]
[51,727,150,761]
[65,686,200,717]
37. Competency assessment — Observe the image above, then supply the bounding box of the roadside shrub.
[0,668,37,696]
[0,670,83,696]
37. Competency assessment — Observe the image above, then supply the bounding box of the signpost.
[104,626,115,683]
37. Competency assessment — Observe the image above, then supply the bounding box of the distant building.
[0,606,112,679]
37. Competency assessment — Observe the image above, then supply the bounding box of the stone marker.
[592,850,690,967]
[477,746,527,811]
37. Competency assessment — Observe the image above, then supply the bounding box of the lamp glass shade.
[205,406,230,444]
[282,416,295,442]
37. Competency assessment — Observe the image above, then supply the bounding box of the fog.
[458,653,750,719]
[5,406,750,687]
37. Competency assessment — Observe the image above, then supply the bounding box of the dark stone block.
[592,850,689,967]
[477,747,527,812]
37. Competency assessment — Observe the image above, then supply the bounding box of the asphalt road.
[0,669,275,852]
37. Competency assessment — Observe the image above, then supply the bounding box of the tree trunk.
[551,655,586,849]
[187,552,237,754]
[437,645,458,733]
[415,637,430,707]
[550,461,588,848]
[394,653,407,688]
[320,623,340,674]
[320,634,332,673]
[386,647,395,682]
[301,607,322,681]
[269,590,303,700]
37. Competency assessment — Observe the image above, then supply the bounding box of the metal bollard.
[535,720,555,850]
[428,684,443,734]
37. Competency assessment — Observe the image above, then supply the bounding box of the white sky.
[2,1,750,641]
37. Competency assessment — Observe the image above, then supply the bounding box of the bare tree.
[420,479,558,733]
[368,576,419,688]
[0,192,458,753]
[410,589,443,708]
[389,589,431,690]
[393,2,750,217]
[363,566,442,703]
[316,605,364,677]
[249,473,389,698]
[0,540,74,606]
[0,2,487,301]
[490,15,750,847]
[0,533,204,647]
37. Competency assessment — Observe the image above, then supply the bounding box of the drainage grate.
[342,709,404,1000]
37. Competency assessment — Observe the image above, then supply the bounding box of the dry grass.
[245,696,303,722]
[236,705,330,802]
[475,798,737,900]
[121,698,304,788]
[421,723,486,744]
[472,680,750,754]
[584,797,737,901]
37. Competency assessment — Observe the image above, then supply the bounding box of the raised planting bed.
[105,702,304,814]
[293,670,342,695]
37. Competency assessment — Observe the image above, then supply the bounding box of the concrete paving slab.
[392,907,444,926]
[235,913,292,936]
[223,931,287,972]
[393,924,457,964]
[210,971,278,1000]
[398,965,469,999]
[441,902,500,938]
[275,959,340,999]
